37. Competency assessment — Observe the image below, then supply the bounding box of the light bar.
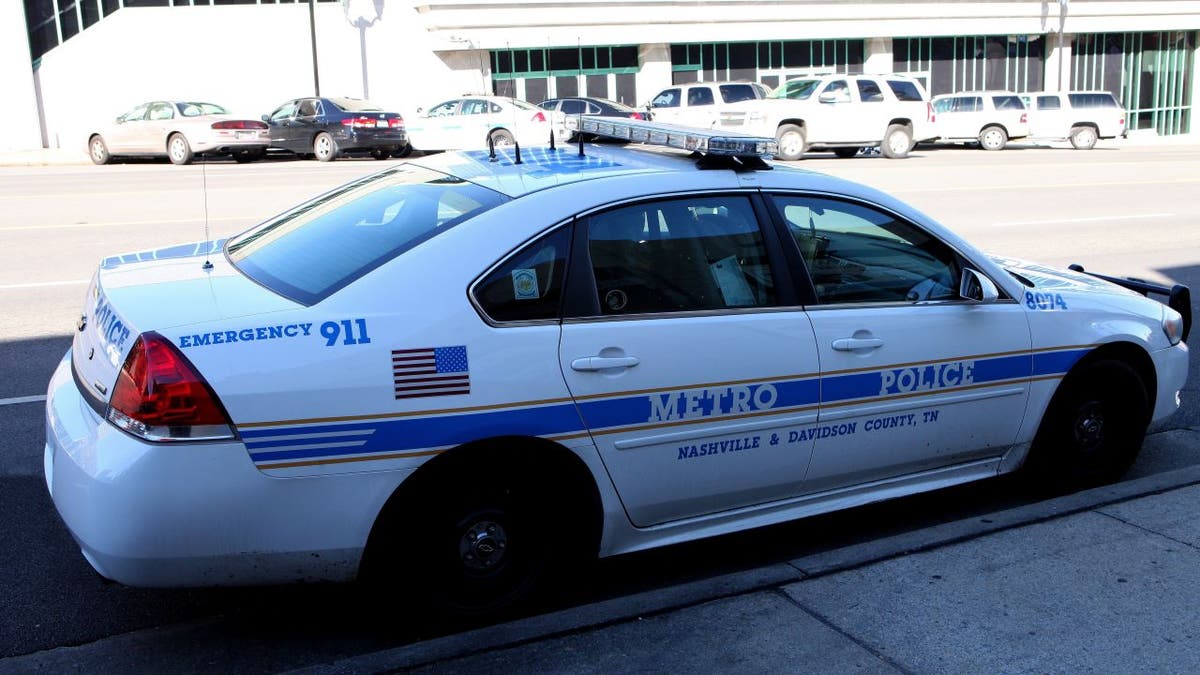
[568,116,778,158]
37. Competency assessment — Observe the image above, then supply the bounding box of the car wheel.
[167,133,193,165]
[880,123,913,159]
[89,136,111,165]
[832,147,859,159]
[1069,125,1098,150]
[488,129,515,149]
[370,148,391,160]
[232,149,264,163]
[774,124,805,161]
[392,143,414,158]
[1022,359,1149,494]
[313,132,339,161]
[979,125,1008,151]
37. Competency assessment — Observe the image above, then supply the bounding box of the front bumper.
[43,352,406,587]
[1151,341,1189,424]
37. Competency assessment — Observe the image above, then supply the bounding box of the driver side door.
[768,193,1032,492]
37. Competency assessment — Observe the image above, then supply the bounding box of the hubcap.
[1073,402,1106,451]
[888,132,909,154]
[91,141,104,160]
[459,519,508,572]
[170,139,185,160]
[779,132,802,155]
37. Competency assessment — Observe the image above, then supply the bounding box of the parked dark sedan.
[263,97,407,161]
[537,97,646,140]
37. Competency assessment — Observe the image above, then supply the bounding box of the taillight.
[107,332,234,442]
[531,111,546,122]
[630,112,644,120]
[388,118,404,129]
[211,120,268,130]
[927,102,935,123]
[342,116,384,129]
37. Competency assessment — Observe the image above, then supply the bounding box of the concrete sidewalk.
[297,429,1200,674]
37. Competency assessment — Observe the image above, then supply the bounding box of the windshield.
[227,166,508,304]
[768,80,821,100]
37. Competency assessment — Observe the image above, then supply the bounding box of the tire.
[370,148,392,160]
[392,143,414,158]
[88,136,111,165]
[367,460,563,618]
[167,133,193,165]
[979,125,1008,151]
[313,132,339,161]
[833,147,860,159]
[1069,125,1098,150]
[488,129,515,148]
[880,123,913,159]
[1022,359,1150,494]
[774,124,805,161]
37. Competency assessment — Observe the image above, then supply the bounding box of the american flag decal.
[392,346,471,399]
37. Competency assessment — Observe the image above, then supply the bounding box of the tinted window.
[822,80,850,102]
[772,195,959,304]
[857,80,884,103]
[1036,95,1061,110]
[228,166,508,305]
[475,227,570,322]
[1069,93,1120,109]
[992,95,1025,111]
[768,79,820,100]
[652,89,681,108]
[688,87,715,106]
[953,97,982,113]
[426,101,459,117]
[461,99,489,115]
[270,101,298,121]
[887,79,924,102]
[297,99,319,117]
[560,99,587,115]
[584,195,776,315]
[719,84,759,103]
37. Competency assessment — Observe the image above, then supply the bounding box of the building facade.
[10,0,1200,151]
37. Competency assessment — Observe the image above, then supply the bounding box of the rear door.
[767,193,1032,492]
[558,192,822,527]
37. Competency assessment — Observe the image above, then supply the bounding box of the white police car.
[45,117,1190,616]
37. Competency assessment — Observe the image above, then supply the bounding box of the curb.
[288,452,1200,674]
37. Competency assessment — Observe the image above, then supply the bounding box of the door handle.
[832,337,884,351]
[571,356,640,372]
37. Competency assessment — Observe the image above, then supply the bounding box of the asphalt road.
[2,143,1199,670]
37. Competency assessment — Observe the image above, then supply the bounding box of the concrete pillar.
[1190,31,1200,137]
[1,2,45,150]
[636,43,672,106]
[1045,32,1073,91]
[863,37,892,74]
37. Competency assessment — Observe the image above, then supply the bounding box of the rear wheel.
[880,123,913,158]
[832,147,860,159]
[488,129,515,149]
[979,125,1008,151]
[313,132,339,161]
[167,133,193,165]
[774,124,805,161]
[1069,125,1098,150]
[89,136,111,165]
[1022,359,1149,494]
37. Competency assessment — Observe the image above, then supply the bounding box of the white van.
[645,82,770,129]
[930,91,1030,151]
[1019,91,1127,149]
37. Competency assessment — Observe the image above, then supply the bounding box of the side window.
[933,99,952,114]
[719,84,757,103]
[120,104,151,122]
[585,102,603,114]
[474,227,570,322]
[462,100,488,115]
[856,80,884,103]
[1037,95,1061,110]
[771,195,960,305]
[148,103,174,120]
[993,95,1024,111]
[297,99,318,117]
[652,89,680,108]
[426,101,459,117]
[959,97,983,112]
[270,102,298,121]
[583,195,776,315]
[688,87,715,106]
[887,79,924,102]
[560,99,587,115]
[821,80,850,103]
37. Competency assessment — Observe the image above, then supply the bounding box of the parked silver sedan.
[87,101,270,165]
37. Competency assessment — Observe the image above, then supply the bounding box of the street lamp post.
[343,0,384,100]
[308,0,320,96]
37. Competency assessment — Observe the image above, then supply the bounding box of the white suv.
[716,74,935,160]
[646,81,770,129]
[931,91,1030,151]
[1020,91,1127,149]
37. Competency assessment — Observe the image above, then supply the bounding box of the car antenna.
[577,113,585,157]
[549,128,556,151]
[513,139,522,164]
[201,160,213,271]
[487,134,497,162]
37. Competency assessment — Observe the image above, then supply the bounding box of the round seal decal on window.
[605,289,628,312]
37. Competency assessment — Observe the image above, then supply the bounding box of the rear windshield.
[227,166,508,304]
[329,97,385,112]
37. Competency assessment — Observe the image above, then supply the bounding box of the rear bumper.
[44,351,405,587]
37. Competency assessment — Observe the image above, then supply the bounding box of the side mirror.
[415,106,424,115]
[959,268,999,304]
[261,114,270,122]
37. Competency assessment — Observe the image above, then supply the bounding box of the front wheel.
[774,124,805,161]
[880,124,913,159]
[979,125,1008,151]
[1022,359,1149,494]
[167,133,193,165]
[313,132,339,161]
[1069,125,1098,150]
[89,136,111,165]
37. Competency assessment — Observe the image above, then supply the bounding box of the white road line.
[0,279,89,290]
[993,213,1175,227]
[894,177,1200,194]
[0,395,46,406]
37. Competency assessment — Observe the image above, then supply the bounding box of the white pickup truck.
[715,74,937,160]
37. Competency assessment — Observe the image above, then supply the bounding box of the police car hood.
[73,241,295,403]
[990,256,1147,297]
